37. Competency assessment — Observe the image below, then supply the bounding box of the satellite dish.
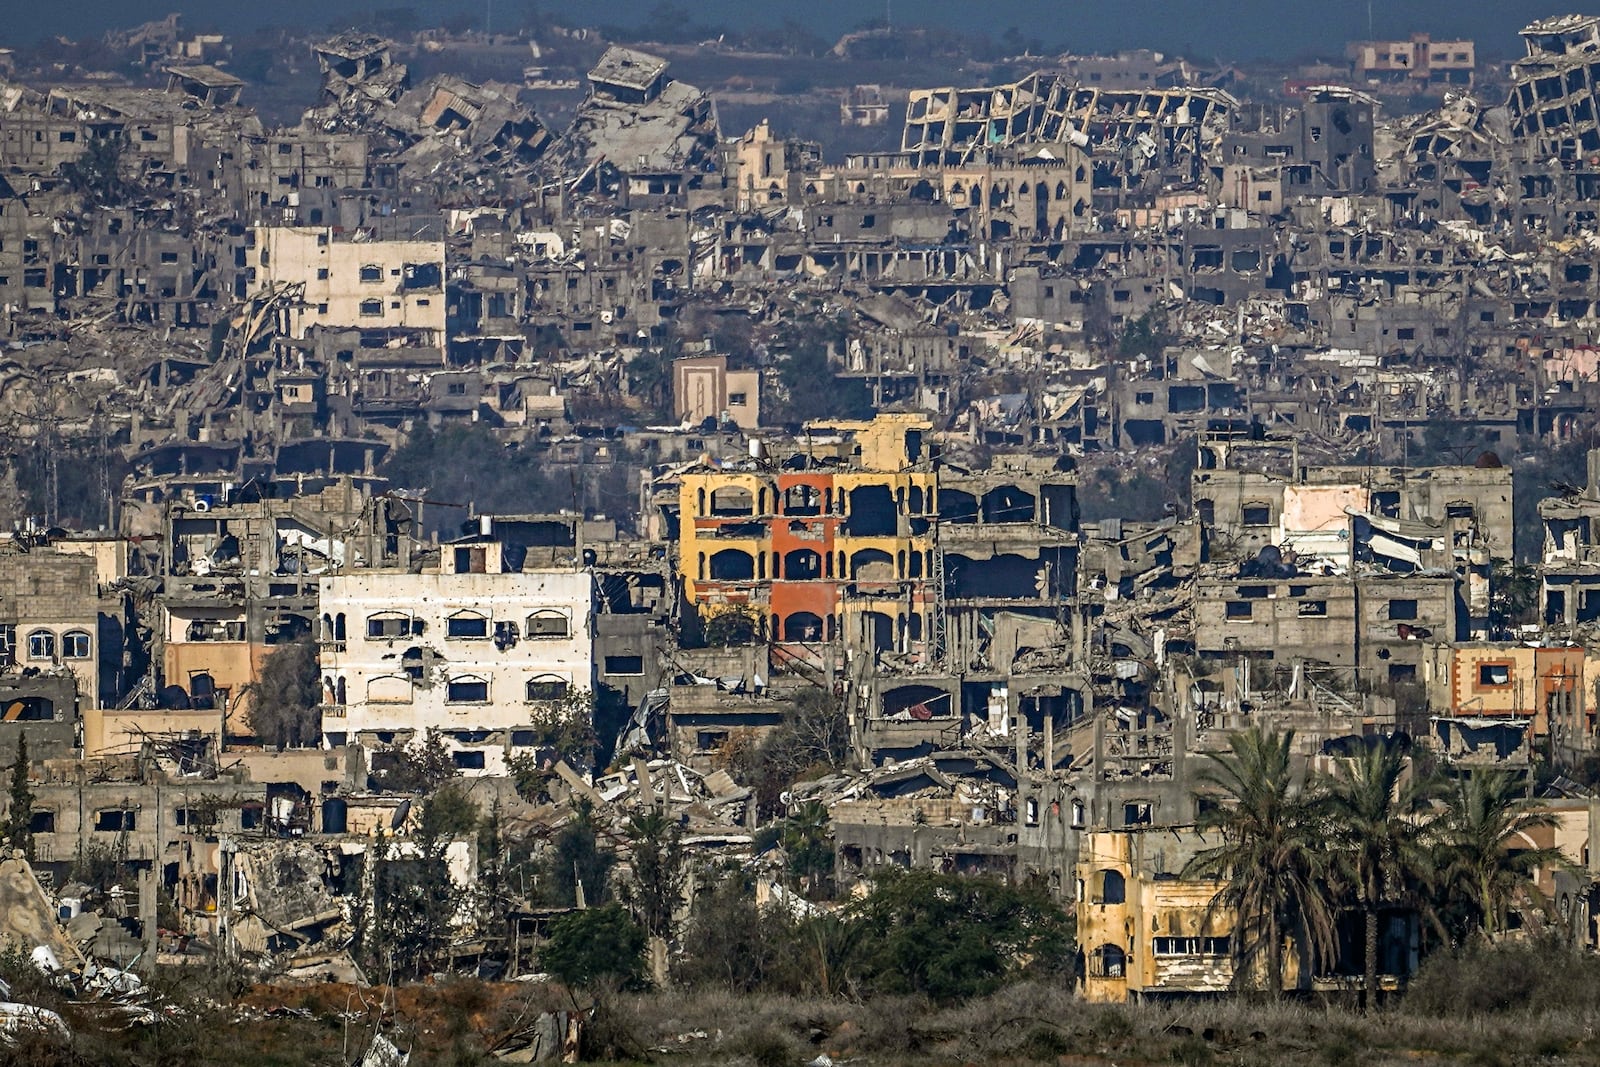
[391,799,412,830]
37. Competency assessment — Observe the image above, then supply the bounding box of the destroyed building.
[549,46,721,205]
[318,526,595,774]
[9,9,1600,987]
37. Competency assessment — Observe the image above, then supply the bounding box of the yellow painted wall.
[1078,830,1236,1003]
[84,707,224,756]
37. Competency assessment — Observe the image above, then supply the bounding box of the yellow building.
[676,415,938,655]
[1078,829,1236,1002]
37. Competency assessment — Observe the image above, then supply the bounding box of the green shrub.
[1405,937,1600,1016]
[541,903,648,991]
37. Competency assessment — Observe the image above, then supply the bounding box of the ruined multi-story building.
[317,527,596,774]
[0,539,129,755]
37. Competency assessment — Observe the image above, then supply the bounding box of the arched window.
[1089,944,1126,978]
[26,630,55,660]
[446,675,490,703]
[61,630,92,659]
[783,484,822,515]
[709,549,755,581]
[446,610,489,639]
[366,611,412,639]
[1096,869,1126,904]
[526,675,570,702]
[188,672,217,709]
[526,610,571,638]
[359,263,383,283]
[784,548,823,580]
[367,675,413,704]
[709,485,754,516]
[850,548,895,581]
[783,612,823,642]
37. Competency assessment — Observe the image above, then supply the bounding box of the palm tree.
[1323,741,1437,1008]
[1433,771,1564,941]
[625,807,686,940]
[1184,726,1337,997]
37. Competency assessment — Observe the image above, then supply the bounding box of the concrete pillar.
[138,866,157,971]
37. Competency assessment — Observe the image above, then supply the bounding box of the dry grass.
[614,984,1600,1066]
[10,952,1600,1066]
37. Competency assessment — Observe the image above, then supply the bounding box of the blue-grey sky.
[1,1,1567,59]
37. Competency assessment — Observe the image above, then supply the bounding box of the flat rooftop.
[588,46,669,92]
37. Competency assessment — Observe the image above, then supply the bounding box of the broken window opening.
[525,676,569,702]
[27,630,56,660]
[446,677,490,703]
[526,610,571,638]
[446,612,489,639]
[95,809,137,832]
[1088,944,1127,978]
[708,549,755,581]
[604,655,644,675]
[366,613,411,639]
[1477,662,1511,687]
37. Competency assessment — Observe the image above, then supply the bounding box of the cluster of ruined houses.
[3,410,1600,993]
[12,18,1600,483]
[8,11,1600,997]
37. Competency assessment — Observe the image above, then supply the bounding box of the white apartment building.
[249,225,446,338]
[317,541,594,775]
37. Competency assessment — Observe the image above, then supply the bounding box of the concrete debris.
[11,5,1600,991]
[0,1001,70,1042]
[491,1010,582,1062]
[358,1034,410,1067]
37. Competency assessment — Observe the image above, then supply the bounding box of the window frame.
[525,610,571,639]
[446,611,490,640]
[445,676,491,704]
[27,630,56,660]
[1476,661,1513,689]
[62,629,92,659]
[525,675,570,703]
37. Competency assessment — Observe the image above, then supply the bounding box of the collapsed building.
[549,46,721,205]
[8,8,1600,988]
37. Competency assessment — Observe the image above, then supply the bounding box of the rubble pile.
[8,7,1600,1009]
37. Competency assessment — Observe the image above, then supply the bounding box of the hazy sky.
[1,1,1568,59]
